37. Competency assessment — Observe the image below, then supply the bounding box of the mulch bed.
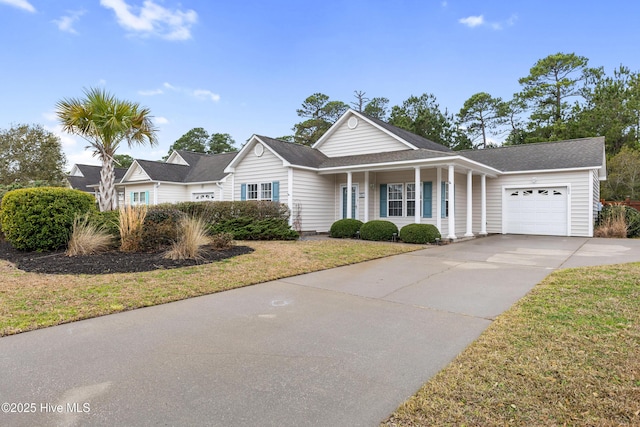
[0,240,254,275]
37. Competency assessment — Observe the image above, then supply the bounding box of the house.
[224,109,606,238]
[69,109,606,238]
[67,164,128,204]
[117,150,237,205]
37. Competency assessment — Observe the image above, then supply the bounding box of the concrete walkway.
[2,235,640,427]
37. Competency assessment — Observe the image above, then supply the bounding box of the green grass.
[0,240,420,336]
[382,263,640,426]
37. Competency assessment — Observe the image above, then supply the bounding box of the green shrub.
[210,232,234,249]
[359,220,398,241]
[0,187,96,251]
[211,217,298,240]
[141,206,185,251]
[399,223,441,244]
[173,201,290,223]
[89,210,120,240]
[329,218,363,238]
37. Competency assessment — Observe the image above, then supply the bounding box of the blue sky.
[1,0,639,167]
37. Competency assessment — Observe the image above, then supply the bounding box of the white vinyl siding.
[317,115,410,157]
[233,143,287,201]
[127,165,150,181]
[292,169,335,232]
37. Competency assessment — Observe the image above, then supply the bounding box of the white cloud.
[0,0,35,13]
[459,15,484,28]
[193,89,220,102]
[144,82,220,102]
[53,10,85,34]
[98,79,107,86]
[153,116,169,125]
[459,13,518,30]
[100,0,198,41]
[138,88,163,96]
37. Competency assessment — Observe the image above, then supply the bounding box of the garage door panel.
[505,187,567,236]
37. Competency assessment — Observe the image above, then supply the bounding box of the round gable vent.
[347,117,358,129]
[254,142,264,157]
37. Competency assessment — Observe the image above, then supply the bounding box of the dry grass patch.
[119,204,147,252]
[595,204,628,238]
[383,263,640,427]
[0,239,421,336]
[165,216,211,260]
[66,215,113,256]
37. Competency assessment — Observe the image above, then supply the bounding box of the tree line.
[286,52,640,157]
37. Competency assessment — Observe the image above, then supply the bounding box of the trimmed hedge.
[399,223,441,244]
[210,217,298,240]
[141,206,186,251]
[329,218,363,238]
[0,187,97,251]
[359,220,398,241]
[172,201,291,222]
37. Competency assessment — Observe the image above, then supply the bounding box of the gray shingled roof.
[360,113,453,153]
[127,151,238,183]
[459,137,605,172]
[320,149,456,168]
[256,135,329,168]
[67,164,127,192]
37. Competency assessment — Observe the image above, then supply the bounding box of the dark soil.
[0,240,254,275]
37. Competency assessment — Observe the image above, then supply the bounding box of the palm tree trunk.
[98,156,119,212]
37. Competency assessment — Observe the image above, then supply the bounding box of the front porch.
[325,161,496,240]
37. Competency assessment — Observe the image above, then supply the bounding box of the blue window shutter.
[272,181,279,202]
[342,187,347,219]
[130,192,134,205]
[145,191,150,205]
[441,182,446,218]
[240,184,246,201]
[380,184,387,218]
[422,182,432,218]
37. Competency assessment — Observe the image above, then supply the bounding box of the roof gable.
[67,164,128,191]
[313,109,452,154]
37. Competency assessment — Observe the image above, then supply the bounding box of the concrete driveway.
[1,235,640,426]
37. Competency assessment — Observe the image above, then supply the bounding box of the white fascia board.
[501,166,602,176]
[317,155,500,177]
[166,151,188,165]
[225,135,259,172]
[120,160,148,182]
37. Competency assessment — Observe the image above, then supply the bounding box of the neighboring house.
[67,109,606,238]
[224,109,606,238]
[67,164,128,205]
[117,150,237,205]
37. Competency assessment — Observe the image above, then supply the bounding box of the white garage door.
[505,187,568,236]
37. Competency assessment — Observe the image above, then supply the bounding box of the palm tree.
[56,88,158,211]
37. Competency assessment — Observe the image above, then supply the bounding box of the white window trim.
[387,182,417,217]
[247,182,273,201]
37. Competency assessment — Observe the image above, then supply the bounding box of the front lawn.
[0,239,420,336]
[383,263,640,426]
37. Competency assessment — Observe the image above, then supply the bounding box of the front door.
[341,184,359,219]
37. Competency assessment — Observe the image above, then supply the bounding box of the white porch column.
[288,167,294,226]
[465,170,473,237]
[414,167,421,223]
[436,168,442,233]
[448,164,457,240]
[480,174,487,235]
[346,171,353,219]
[364,171,370,223]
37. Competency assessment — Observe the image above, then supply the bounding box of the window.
[247,184,258,200]
[261,183,272,201]
[131,191,147,206]
[407,183,416,217]
[444,183,449,217]
[242,182,279,201]
[388,184,403,217]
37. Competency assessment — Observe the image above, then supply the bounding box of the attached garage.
[504,186,569,236]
